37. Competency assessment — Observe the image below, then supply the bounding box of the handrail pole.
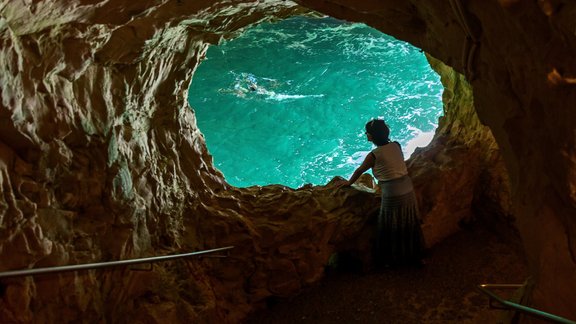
[477,284,576,324]
[0,246,234,279]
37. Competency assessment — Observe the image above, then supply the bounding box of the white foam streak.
[265,92,324,101]
[403,129,436,158]
[337,150,369,169]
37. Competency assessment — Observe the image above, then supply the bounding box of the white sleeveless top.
[371,142,408,182]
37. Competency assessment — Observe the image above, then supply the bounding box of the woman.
[339,119,425,267]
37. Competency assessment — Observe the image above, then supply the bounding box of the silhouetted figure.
[337,119,425,268]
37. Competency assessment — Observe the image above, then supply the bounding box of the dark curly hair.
[365,119,391,146]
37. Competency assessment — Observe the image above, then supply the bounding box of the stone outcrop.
[0,0,575,323]
[410,55,512,247]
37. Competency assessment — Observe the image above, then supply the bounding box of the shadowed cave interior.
[0,1,575,323]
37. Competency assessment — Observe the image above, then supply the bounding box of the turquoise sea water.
[188,16,443,188]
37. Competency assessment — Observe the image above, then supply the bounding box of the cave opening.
[188,15,444,189]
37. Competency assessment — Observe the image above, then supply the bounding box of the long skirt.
[375,175,425,267]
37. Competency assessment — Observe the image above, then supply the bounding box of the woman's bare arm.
[343,152,375,186]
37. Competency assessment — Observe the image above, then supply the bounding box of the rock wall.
[0,0,575,323]
[409,55,512,248]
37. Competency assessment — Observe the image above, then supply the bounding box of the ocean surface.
[188,16,443,188]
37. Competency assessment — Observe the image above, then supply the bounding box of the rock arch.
[0,0,574,322]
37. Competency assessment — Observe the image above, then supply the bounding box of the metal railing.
[0,246,234,279]
[477,283,576,324]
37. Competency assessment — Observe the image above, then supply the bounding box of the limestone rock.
[0,0,575,323]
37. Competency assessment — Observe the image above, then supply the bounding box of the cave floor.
[246,224,528,324]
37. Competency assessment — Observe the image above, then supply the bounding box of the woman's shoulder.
[373,142,403,156]
[375,141,401,149]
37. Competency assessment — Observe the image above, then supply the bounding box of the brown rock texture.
[410,55,512,248]
[0,0,575,323]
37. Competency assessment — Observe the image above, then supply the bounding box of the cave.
[0,1,575,323]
